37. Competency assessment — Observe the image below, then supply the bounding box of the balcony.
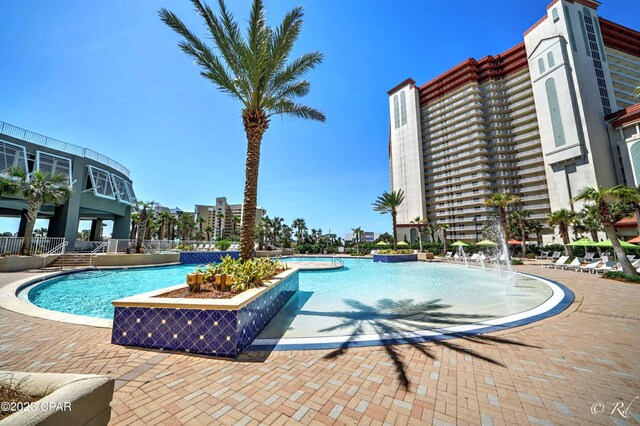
[431,156,488,174]
[429,172,491,189]
[518,184,549,193]
[430,148,488,167]
[428,126,485,146]
[518,157,544,167]
[513,131,538,142]
[518,165,546,176]
[426,138,486,157]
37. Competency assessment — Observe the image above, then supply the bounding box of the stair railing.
[41,240,68,269]
[89,242,108,267]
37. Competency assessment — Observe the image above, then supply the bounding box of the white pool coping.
[1,267,573,350]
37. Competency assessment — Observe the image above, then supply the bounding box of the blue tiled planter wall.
[179,251,240,264]
[373,254,418,263]
[111,272,299,358]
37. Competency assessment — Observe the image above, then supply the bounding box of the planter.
[0,371,114,426]
[417,252,435,261]
[373,253,418,263]
[111,269,299,358]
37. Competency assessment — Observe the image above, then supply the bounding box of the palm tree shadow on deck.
[316,298,541,390]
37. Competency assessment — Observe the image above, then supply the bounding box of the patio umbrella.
[627,236,640,244]
[397,241,409,246]
[374,241,389,246]
[568,238,597,246]
[450,241,469,246]
[477,240,498,246]
[507,239,522,245]
[593,239,637,249]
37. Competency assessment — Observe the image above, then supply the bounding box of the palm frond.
[269,99,326,122]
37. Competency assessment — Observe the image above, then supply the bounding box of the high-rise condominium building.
[195,197,266,240]
[388,0,639,244]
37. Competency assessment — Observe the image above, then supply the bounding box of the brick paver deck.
[0,265,638,425]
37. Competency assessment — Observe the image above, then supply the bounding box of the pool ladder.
[331,255,344,268]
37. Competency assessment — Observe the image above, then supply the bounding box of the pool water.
[27,258,552,339]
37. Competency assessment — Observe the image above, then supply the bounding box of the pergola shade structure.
[86,165,116,199]
[36,151,72,186]
[0,140,28,178]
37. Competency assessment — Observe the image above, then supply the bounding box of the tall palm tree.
[0,168,71,255]
[528,220,543,246]
[204,225,213,241]
[438,223,450,255]
[573,185,640,276]
[292,218,306,243]
[410,216,426,252]
[160,0,325,260]
[271,216,284,247]
[134,201,154,253]
[510,209,531,257]
[484,192,520,244]
[426,222,438,243]
[351,227,363,254]
[578,204,602,243]
[547,209,578,257]
[372,189,405,250]
[231,215,241,240]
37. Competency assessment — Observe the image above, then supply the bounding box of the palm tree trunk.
[521,226,527,257]
[240,109,268,261]
[561,227,572,257]
[499,208,509,243]
[418,230,423,252]
[391,212,398,250]
[20,200,41,255]
[635,207,640,235]
[443,229,448,255]
[603,223,639,276]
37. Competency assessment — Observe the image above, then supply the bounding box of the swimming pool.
[27,257,559,329]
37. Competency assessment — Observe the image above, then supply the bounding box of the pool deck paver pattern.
[0,265,638,425]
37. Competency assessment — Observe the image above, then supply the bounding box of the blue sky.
[0,0,636,237]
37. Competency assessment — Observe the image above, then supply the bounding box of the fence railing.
[0,237,66,256]
[105,239,240,253]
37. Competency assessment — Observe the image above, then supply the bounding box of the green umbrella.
[450,241,469,246]
[568,237,597,246]
[594,239,636,248]
[477,240,498,246]
[397,241,409,246]
[374,241,389,246]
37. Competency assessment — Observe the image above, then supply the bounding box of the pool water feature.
[25,257,569,350]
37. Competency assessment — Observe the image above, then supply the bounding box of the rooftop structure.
[0,120,135,250]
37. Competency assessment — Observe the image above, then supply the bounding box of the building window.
[86,165,115,199]
[400,91,408,125]
[0,140,28,178]
[393,95,400,129]
[35,151,72,186]
[582,8,612,115]
[564,6,577,51]
[538,58,545,74]
[552,8,559,22]
[547,51,555,68]
[545,78,566,148]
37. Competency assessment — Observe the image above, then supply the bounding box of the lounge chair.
[627,254,636,262]
[443,252,453,260]
[453,253,460,261]
[549,251,562,261]
[584,252,595,261]
[561,257,583,270]
[469,253,480,262]
[594,261,620,274]
[535,251,550,260]
[576,260,603,273]
[543,256,569,268]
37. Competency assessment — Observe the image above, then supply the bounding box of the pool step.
[48,254,95,268]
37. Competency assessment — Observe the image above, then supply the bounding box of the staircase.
[48,254,95,268]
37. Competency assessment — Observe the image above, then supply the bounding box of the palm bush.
[372,190,405,250]
[0,168,72,255]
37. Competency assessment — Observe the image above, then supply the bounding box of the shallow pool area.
[22,257,571,350]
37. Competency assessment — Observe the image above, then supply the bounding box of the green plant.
[511,259,523,265]
[603,271,640,283]
[377,249,414,255]
[217,239,231,251]
[175,243,193,251]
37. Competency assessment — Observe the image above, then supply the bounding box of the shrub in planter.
[217,239,232,251]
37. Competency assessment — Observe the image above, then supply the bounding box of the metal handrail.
[332,255,344,267]
[91,242,107,254]
[0,120,130,177]
[41,240,68,268]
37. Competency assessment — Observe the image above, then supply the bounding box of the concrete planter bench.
[0,371,114,426]
[111,269,299,358]
[373,253,418,263]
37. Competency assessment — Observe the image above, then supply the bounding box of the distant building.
[195,197,266,240]
[344,231,379,243]
[388,0,640,243]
